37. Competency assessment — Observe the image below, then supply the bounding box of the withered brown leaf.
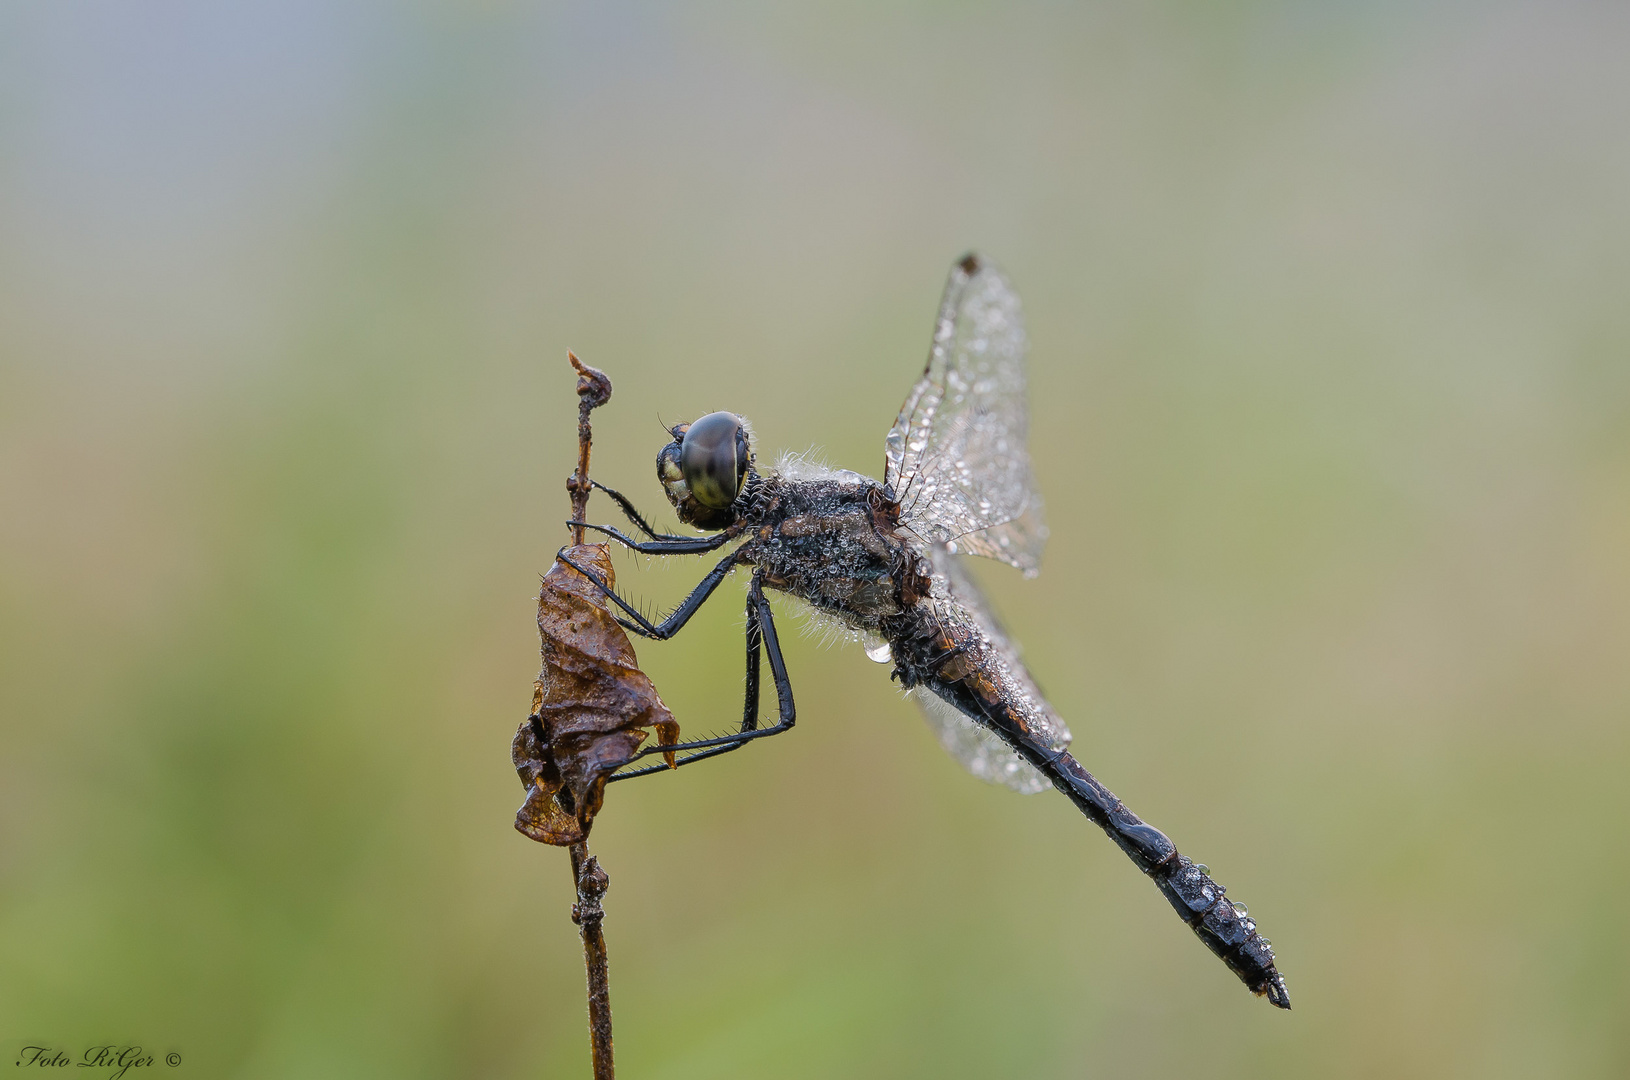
[513,543,679,845]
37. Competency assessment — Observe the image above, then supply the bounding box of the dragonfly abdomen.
[1042,749,1290,1008]
[905,630,1290,1008]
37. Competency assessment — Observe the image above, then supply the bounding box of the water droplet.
[865,642,892,664]
[1194,864,1209,876]
[1232,902,1248,917]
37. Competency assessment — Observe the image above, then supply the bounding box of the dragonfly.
[558,253,1291,1009]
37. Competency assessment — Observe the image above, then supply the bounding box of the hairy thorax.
[738,472,925,632]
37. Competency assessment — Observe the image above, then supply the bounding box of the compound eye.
[680,411,745,510]
[657,444,688,501]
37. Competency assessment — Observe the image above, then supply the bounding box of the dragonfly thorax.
[738,469,927,633]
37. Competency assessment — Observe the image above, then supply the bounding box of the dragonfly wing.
[884,253,1047,577]
[909,543,1072,795]
[912,687,1049,794]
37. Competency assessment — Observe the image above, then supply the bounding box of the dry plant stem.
[569,841,614,1080]
[563,352,616,1078]
[566,351,613,546]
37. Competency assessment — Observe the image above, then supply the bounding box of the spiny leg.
[589,480,692,541]
[609,591,762,780]
[566,520,735,556]
[556,545,739,640]
[608,572,796,780]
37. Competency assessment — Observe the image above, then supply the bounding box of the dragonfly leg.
[555,546,741,640]
[589,480,693,541]
[608,572,796,781]
[565,520,734,555]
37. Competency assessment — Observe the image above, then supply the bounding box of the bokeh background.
[3,3,1628,1077]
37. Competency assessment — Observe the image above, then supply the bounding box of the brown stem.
[560,353,618,1076]
[566,352,613,546]
[569,841,614,1080]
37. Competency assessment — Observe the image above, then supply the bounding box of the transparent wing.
[912,687,1049,794]
[884,253,1048,577]
[910,543,1071,795]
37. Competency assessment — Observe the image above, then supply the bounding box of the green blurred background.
[3,3,1627,1077]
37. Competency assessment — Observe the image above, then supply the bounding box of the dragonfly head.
[656,411,754,530]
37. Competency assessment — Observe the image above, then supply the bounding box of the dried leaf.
[513,543,678,845]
